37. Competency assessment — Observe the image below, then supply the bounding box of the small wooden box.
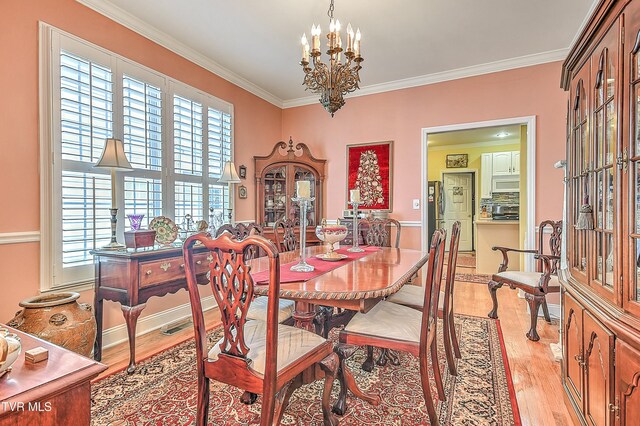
[124,230,156,248]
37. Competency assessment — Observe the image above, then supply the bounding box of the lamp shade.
[94,138,133,171]
[219,161,241,183]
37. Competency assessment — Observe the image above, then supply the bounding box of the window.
[41,26,234,290]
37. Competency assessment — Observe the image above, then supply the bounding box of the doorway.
[442,172,474,251]
[421,116,536,272]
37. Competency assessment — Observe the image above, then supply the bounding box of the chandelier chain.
[327,0,335,20]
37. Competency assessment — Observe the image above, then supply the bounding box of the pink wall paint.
[282,62,568,248]
[0,0,282,326]
[0,1,568,332]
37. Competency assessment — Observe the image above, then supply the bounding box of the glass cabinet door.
[570,70,590,281]
[262,165,288,226]
[291,166,317,226]
[626,11,640,315]
[590,25,619,303]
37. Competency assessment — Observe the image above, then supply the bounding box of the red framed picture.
[346,141,393,211]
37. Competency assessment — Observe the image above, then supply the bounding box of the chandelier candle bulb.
[350,189,361,203]
[346,23,353,51]
[297,180,311,198]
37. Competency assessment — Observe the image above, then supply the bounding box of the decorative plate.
[315,253,348,262]
[149,216,179,245]
[196,220,208,232]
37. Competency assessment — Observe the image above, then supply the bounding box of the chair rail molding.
[0,231,41,245]
[421,116,537,272]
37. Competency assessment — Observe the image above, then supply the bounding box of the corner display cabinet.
[254,138,326,245]
[561,1,640,424]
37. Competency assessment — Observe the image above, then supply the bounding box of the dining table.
[248,244,429,415]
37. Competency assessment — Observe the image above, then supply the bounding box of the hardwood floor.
[97,272,574,425]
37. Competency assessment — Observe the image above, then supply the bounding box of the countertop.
[475,218,520,225]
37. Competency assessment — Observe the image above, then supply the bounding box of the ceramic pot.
[8,292,96,357]
[0,328,22,378]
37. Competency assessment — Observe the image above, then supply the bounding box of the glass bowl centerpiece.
[315,220,348,260]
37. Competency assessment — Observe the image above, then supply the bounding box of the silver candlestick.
[348,201,364,253]
[290,196,315,272]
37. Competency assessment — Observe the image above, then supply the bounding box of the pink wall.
[0,0,282,326]
[0,0,567,334]
[282,62,568,249]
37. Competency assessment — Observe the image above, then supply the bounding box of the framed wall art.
[346,140,393,211]
[238,185,248,199]
[446,154,468,168]
[238,165,247,179]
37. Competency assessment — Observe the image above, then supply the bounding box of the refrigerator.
[427,180,444,246]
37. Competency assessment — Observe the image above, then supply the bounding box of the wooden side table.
[91,245,211,374]
[0,326,106,426]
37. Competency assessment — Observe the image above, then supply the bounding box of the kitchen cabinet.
[492,151,519,176]
[481,153,493,198]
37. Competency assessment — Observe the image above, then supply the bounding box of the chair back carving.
[420,228,447,352]
[362,218,401,248]
[442,221,461,314]
[183,233,281,382]
[537,220,563,274]
[273,218,299,252]
[215,222,264,260]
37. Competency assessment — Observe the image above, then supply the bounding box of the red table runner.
[251,246,380,284]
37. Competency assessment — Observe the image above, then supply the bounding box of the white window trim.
[39,22,235,292]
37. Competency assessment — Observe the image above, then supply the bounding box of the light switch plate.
[412,199,420,209]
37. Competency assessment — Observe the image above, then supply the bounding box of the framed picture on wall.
[346,141,393,211]
[446,154,468,168]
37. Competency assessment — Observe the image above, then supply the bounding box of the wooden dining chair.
[362,217,401,248]
[183,233,339,426]
[387,221,462,375]
[216,222,295,325]
[487,220,562,341]
[273,218,299,252]
[337,229,447,425]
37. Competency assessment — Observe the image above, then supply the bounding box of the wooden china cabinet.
[254,138,326,245]
[561,1,640,424]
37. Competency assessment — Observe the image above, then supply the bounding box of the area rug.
[454,272,492,284]
[446,253,476,269]
[91,315,520,425]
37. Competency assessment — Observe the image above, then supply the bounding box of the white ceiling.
[81,0,596,105]
[428,125,522,147]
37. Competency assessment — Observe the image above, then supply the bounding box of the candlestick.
[348,201,364,253]
[290,196,315,272]
[350,188,360,203]
[297,180,311,198]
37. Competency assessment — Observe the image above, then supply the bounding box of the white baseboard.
[101,296,217,349]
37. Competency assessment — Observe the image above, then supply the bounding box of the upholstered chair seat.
[345,301,422,342]
[208,320,327,375]
[495,271,561,289]
[387,286,446,311]
[246,296,296,323]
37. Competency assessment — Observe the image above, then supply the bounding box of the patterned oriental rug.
[91,315,520,425]
[454,272,492,284]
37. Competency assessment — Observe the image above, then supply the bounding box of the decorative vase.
[8,292,96,357]
[0,328,21,378]
[127,214,145,231]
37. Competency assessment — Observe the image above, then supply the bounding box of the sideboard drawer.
[138,252,212,288]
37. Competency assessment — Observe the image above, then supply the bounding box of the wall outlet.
[412,199,420,209]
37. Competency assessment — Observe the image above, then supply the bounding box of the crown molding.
[428,138,520,151]
[76,0,283,108]
[283,48,568,108]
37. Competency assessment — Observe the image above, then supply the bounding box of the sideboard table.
[92,245,210,374]
[0,325,106,426]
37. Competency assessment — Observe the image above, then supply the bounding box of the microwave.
[492,176,520,193]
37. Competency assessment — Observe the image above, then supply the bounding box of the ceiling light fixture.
[495,131,510,138]
[299,0,364,117]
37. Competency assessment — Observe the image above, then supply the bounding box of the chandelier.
[299,0,364,117]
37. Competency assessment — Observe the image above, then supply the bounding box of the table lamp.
[219,161,241,223]
[94,138,133,249]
